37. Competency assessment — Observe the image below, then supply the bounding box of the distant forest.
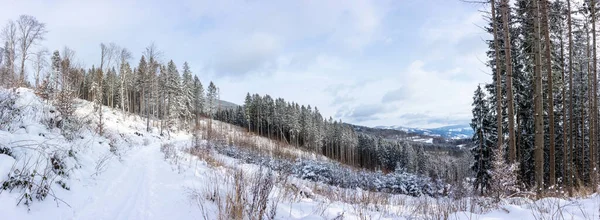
[215,94,471,182]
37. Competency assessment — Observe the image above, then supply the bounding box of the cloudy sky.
[2,0,490,128]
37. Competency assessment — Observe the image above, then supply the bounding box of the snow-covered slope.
[0,88,417,219]
[0,88,205,219]
[217,99,239,110]
[1,88,599,220]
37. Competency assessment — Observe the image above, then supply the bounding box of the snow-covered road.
[75,146,154,219]
[72,144,201,220]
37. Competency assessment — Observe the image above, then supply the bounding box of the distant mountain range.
[217,100,239,110]
[374,124,473,139]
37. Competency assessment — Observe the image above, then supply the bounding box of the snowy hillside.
[1,88,599,220]
[216,99,239,110]
[0,88,205,219]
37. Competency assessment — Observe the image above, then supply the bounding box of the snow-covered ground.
[455,196,600,219]
[1,88,600,220]
[410,137,434,144]
[0,88,204,219]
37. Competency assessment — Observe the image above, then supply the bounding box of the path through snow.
[72,143,201,220]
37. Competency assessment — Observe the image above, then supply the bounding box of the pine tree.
[181,62,194,129]
[244,93,252,131]
[548,0,568,189]
[166,60,182,130]
[207,81,218,118]
[193,75,204,127]
[513,0,536,188]
[54,51,76,128]
[312,107,324,152]
[415,145,427,175]
[264,95,274,139]
[471,85,494,194]
[135,56,147,115]
[156,64,165,135]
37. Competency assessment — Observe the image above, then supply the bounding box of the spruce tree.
[166,60,183,130]
[193,75,204,125]
[181,62,194,128]
[471,85,493,194]
[207,81,218,118]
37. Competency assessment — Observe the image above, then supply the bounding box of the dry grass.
[197,118,326,164]
[187,147,226,168]
[186,118,600,219]
[189,167,279,220]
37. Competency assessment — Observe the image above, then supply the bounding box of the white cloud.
[210,32,282,77]
[0,0,487,128]
[335,59,479,127]
[419,11,483,45]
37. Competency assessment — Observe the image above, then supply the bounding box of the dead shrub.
[160,143,176,160]
[188,147,225,168]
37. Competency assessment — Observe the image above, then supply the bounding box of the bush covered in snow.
[0,89,21,131]
[0,146,13,157]
[0,88,115,208]
[214,142,447,197]
[1,150,74,208]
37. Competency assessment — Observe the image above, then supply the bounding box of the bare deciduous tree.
[118,48,132,112]
[95,43,110,135]
[32,49,48,88]
[16,15,47,86]
[0,46,4,66]
[1,20,17,86]
[0,46,4,76]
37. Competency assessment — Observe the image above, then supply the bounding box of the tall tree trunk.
[587,23,593,188]
[541,0,556,187]
[121,75,125,113]
[579,60,586,188]
[146,83,150,132]
[132,91,136,114]
[140,88,144,116]
[591,0,598,191]
[559,16,568,189]
[492,0,504,153]
[567,0,574,197]
[501,0,516,162]
[19,53,26,86]
[532,0,545,192]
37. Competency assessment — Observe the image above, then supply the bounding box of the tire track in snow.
[73,146,155,220]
